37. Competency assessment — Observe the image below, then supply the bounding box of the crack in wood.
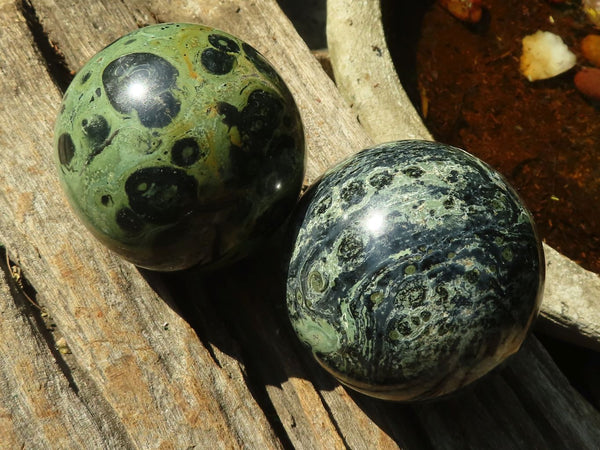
[20,0,73,93]
[4,247,41,311]
[156,267,296,449]
[137,267,295,447]
[1,246,79,393]
[140,269,227,370]
[0,245,136,446]
[231,339,296,450]
[314,391,352,449]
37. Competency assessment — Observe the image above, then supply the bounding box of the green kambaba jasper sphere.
[54,23,305,271]
[286,140,544,401]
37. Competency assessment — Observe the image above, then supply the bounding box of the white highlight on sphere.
[364,209,386,236]
[127,81,149,101]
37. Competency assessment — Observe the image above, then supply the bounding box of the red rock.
[574,67,600,101]
[581,34,600,68]
[439,0,483,23]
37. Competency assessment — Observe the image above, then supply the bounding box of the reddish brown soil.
[385,0,600,274]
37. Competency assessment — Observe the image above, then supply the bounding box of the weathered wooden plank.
[186,252,399,449]
[0,1,284,447]
[192,243,600,449]
[0,249,121,448]
[0,0,598,448]
[326,0,600,351]
[413,337,600,449]
[540,244,600,350]
[1,2,380,447]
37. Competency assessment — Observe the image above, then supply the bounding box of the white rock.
[520,30,576,81]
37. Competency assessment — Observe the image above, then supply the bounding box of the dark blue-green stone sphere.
[55,23,304,271]
[286,140,544,401]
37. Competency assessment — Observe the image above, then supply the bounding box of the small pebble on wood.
[54,23,305,271]
[285,140,544,401]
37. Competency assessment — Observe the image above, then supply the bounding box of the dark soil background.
[384,0,600,275]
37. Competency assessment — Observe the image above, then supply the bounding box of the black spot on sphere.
[226,92,288,186]
[337,233,364,262]
[82,115,110,143]
[341,180,366,205]
[219,90,284,154]
[125,166,198,225]
[171,138,203,167]
[116,207,144,233]
[447,170,460,183]
[402,166,424,178]
[465,269,480,285]
[240,90,283,144]
[368,170,394,189]
[216,102,240,127]
[315,195,332,214]
[398,279,427,308]
[435,285,449,304]
[208,34,240,53]
[396,319,413,337]
[201,48,235,75]
[57,133,75,167]
[81,115,113,165]
[242,43,278,80]
[101,194,113,206]
[443,197,455,209]
[102,53,181,128]
[80,72,91,84]
[436,322,450,336]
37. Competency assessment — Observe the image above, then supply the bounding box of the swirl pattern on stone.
[286,140,544,401]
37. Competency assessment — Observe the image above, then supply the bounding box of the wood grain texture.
[0,0,598,448]
[327,0,600,351]
[326,0,432,142]
[0,1,282,447]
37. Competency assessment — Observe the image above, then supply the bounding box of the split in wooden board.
[0,0,598,448]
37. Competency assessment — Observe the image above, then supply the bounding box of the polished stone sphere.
[286,140,544,401]
[55,23,305,271]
